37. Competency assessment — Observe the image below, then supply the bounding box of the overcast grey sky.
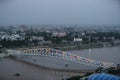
[0,0,120,25]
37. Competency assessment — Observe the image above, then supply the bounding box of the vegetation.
[107,64,120,76]
[7,55,17,59]
[0,39,27,48]
[1,28,120,49]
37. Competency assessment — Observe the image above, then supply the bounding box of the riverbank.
[3,41,120,51]
[29,43,120,51]
[53,42,120,51]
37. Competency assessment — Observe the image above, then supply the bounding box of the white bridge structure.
[7,48,114,68]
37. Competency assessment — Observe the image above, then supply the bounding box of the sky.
[0,0,120,25]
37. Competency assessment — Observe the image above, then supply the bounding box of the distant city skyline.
[0,0,120,25]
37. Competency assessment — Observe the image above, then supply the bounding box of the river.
[0,58,63,80]
[0,46,120,80]
[69,46,120,65]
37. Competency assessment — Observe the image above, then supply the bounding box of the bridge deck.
[7,48,114,68]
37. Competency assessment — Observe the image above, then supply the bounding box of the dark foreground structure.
[87,73,120,80]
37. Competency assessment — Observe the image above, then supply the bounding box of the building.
[52,32,67,37]
[73,37,82,42]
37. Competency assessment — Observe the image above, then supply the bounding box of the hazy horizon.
[0,0,120,25]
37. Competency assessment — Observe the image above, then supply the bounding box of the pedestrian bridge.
[7,48,114,68]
